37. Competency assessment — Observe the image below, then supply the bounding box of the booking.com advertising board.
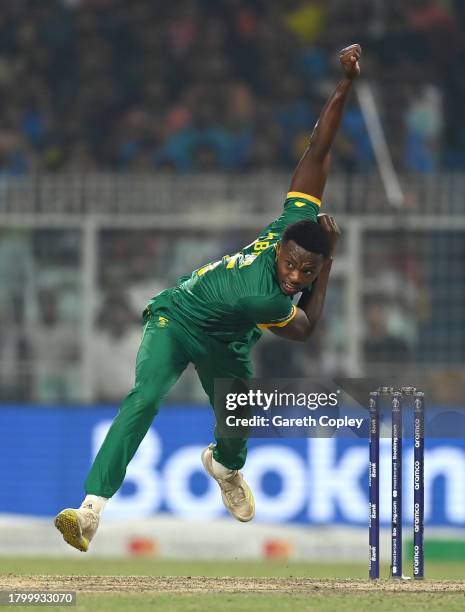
[1,404,465,527]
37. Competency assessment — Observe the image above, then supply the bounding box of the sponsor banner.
[1,405,465,526]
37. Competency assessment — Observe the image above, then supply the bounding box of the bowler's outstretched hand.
[339,44,362,79]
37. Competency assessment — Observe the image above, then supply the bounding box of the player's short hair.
[281,220,331,258]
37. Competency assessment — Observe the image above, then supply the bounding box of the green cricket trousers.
[85,295,253,498]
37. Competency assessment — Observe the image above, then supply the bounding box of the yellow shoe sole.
[54,509,89,552]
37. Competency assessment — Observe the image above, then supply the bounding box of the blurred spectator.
[0,131,32,175]
[0,229,34,325]
[29,288,80,403]
[0,229,33,398]
[284,1,327,44]
[363,301,410,367]
[363,237,428,348]
[339,105,374,171]
[404,84,443,173]
[255,334,306,378]
[91,293,141,402]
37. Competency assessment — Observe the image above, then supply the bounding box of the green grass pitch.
[1,558,464,611]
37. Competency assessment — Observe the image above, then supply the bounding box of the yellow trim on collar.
[287,192,321,207]
[257,304,297,329]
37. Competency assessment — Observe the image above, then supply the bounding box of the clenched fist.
[339,44,362,79]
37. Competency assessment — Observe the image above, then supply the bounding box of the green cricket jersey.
[148,191,321,345]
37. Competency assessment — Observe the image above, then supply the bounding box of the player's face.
[276,240,325,295]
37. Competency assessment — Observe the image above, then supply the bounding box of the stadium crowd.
[0,0,463,176]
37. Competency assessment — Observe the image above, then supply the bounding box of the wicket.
[368,386,425,580]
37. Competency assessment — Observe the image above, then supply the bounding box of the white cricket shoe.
[54,505,99,552]
[201,444,255,522]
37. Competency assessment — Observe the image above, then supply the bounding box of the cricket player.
[55,44,362,551]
